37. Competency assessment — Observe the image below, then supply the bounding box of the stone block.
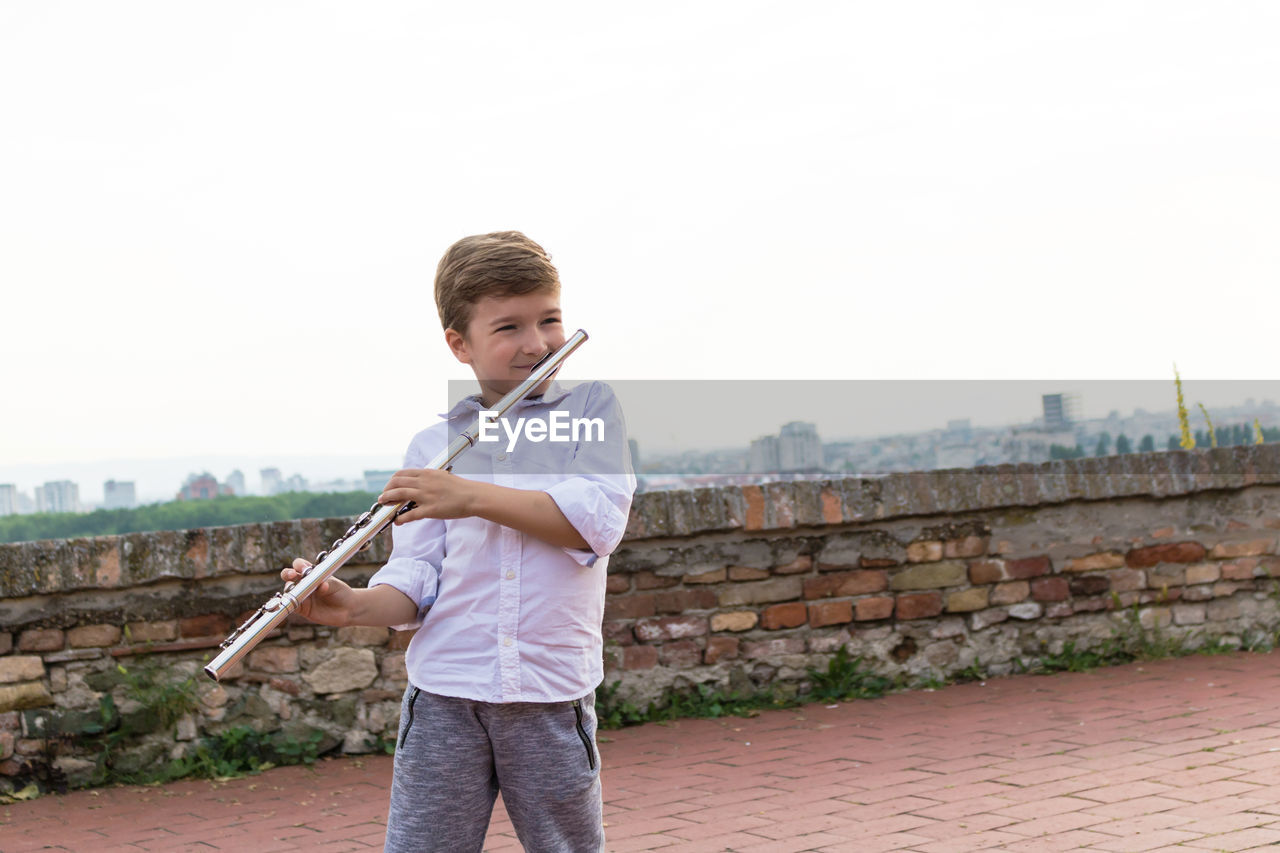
[0,682,53,713]
[1210,539,1275,559]
[623,646,658,670]
[889,562,966,591]
[1109,568,1146,592]
[808,600,853,628]
[179,614,232,638]
[1207,598,1242,620]
[717,577,803,607]
[773,555,813,575]
[991,581,1029,605]
[249,646,300,673]
[605,594,656,620]
[66,625,121,649]
[970,609,1009,631]
[683,569,726,585]
[1068,575,1109,596]
[302,648,378,694]
[944,536,988,559]
[655,589,718,614]
[1172,603,1206,625]
[1064,552,1125,572]
[704,637,739,664]
[1006,556,1051,579]
[855,596,895,621]
[803,570,887,599]
[710,611,758,632]
[760,603,808,630]
[658,640,702,669]
[633,570,679,590]
[1031,577,1069,602]
[945,588,989,613]
[741,636,806,659]
[1185,563,1221,585]
[337,626,391,646]
[729,566,770,581]
[1126,542,1207,568]
[906,541,943,563]
[634,615,708,642]
[968,560,1006,584]
[0,657,45,685]
[895,592,943,620]
[126,620,178,643]
[17,629,64,653]
[1008,602,1043,620]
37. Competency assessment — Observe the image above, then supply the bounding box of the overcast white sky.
[3,1,1279,500]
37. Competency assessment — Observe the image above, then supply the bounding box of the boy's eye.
[496,324,516,332]
[541,317,561,326]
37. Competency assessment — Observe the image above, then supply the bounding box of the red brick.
[1210,539,1275,558]
[729,566,770,581]
[604,620,635,646]
[658,640,702,668]
[704,637,739,664]
[1126,542,1207,568]
[605,593,656,620]
[127,620,178,642]
[1031,577,1070,602]
[760,602,808,630]
[268,677,302,696]
[1006,556,1051,578]
[17,629,64,652]
[633,615,707,642]
[67,625,121,648]
[773,555,813,574]
[633,571,678,590]
[743,485,765,531]
[991,581,1030,605]
[895,592,942,620]
[1221,558,1261,580]
[808,600,854,628]
[605,575,631,594]
[623,646,658,670]
[855,596,895,621]
[655,589,717,613]
[179,614,232,638]
[803,570,886,599]
[820,487,842,524]
[945,536,988,558]
[968,560,1006,584]
[741,636,806,659]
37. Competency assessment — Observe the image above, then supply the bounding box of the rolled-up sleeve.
[544,383,637,567]
[367,434,447,629]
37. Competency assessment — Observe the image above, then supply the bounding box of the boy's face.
[446,289,566,406]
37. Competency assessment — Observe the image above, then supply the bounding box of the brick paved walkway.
[4,651,1280,852]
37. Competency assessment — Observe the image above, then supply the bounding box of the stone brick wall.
[2,446,1280,787]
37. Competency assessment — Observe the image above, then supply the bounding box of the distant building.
[0,484,15,516]
[284,473,308,493]
[225,470,246,496]
[103,480,137,510]
[1042,393,1081,431]
[749,435,780,473]
[177,472,227,501]
[260,468,283,496]
[779,422,823,472]
[35,480,80,514]
[364,470,397,493]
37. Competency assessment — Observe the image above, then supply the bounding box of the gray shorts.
[385,687,604,853]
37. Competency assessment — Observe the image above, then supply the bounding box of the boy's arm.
[281,560,420,627]
[381,471,588,550]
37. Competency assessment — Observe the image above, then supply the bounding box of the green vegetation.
[0,491,380,544]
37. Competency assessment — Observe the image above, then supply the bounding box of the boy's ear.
[444,327,471,365]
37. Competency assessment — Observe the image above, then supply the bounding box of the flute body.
[204,329,589,681]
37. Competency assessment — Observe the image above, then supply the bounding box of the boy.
[281,231,636,852]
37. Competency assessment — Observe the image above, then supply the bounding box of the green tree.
[1114,434,1131,454]
[1139,435,1155,453]
[1094,432,1112,456]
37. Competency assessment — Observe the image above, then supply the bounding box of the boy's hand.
[281,558,356,626]
[380,468,477,523]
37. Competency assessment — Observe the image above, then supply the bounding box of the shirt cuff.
[368,557,439,630]
[545,478,629,566]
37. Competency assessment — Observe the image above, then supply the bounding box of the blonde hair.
[434,231,560,334]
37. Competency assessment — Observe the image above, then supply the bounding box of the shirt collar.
[438,379,573,420]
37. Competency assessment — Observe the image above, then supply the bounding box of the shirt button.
[497,453,508,462]
[505,570,515,580]
[503,637,513,647]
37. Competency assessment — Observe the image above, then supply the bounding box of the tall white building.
[778,422,823,472]
[103,480,137,510]
[749,435,780,473]
[35,480,80,514]
[260,468,283,496]
[225,470,246,496]
[0,484,15,516]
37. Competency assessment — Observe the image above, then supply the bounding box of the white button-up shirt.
[367,380,636,703]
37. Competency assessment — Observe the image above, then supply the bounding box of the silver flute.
[204,329,589,681]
